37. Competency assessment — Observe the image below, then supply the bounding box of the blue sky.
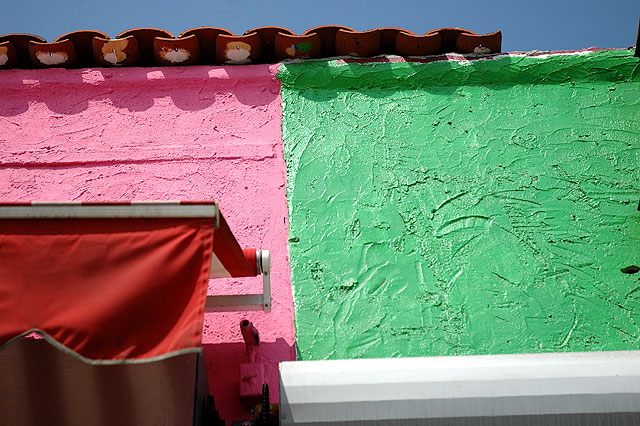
[2,0,638,52]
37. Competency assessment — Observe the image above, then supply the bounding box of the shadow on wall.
[0,64,279,117]
[202,338,296,423]
[282,54,528,103]
[287,59,461,102]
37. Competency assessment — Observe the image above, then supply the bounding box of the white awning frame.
[0,201,219,222]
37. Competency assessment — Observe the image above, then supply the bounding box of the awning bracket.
[205,249,271,313]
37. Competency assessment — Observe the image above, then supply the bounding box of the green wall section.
[278,50,640,360]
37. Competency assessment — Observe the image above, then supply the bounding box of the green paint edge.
[278,49,639,89]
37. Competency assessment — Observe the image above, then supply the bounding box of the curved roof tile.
[0,26,502,69]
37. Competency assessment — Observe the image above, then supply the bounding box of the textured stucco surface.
[279,50,640,360]
[0,65,295,421]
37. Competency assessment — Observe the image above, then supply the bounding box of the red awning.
[0,201,261,360]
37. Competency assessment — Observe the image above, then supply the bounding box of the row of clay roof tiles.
[0,26,502,69]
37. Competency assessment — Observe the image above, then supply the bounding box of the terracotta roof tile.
[275,32,322,61]
[28,39,78,68]
[456,30,502,54]
[335,28,381,57]
[216,32,261,65]
[395,32,441,56]
[154,34,201,66]
[425,27,476,53]
[0,33,45,69]
[378,27,414,54]
[0,26,502,69]
[92,35,140,67]
[179,27,232,65]
[245,26,295,63]
[55,30,109,67]
[0,40,18,68]
[116,28,174,66]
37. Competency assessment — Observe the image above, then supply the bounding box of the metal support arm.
[205,250,271,313]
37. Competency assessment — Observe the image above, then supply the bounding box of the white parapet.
[279,351,640,425]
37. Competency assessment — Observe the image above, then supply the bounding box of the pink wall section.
[0,65,294,423]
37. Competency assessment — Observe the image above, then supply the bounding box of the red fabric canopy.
[0,202,261,360]
[0,218,213,359]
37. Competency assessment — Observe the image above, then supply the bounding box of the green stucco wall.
[278,50,640,360]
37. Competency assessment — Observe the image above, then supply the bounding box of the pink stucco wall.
[0,65,294,423]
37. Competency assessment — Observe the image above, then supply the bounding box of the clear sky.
[2,0,638,53]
